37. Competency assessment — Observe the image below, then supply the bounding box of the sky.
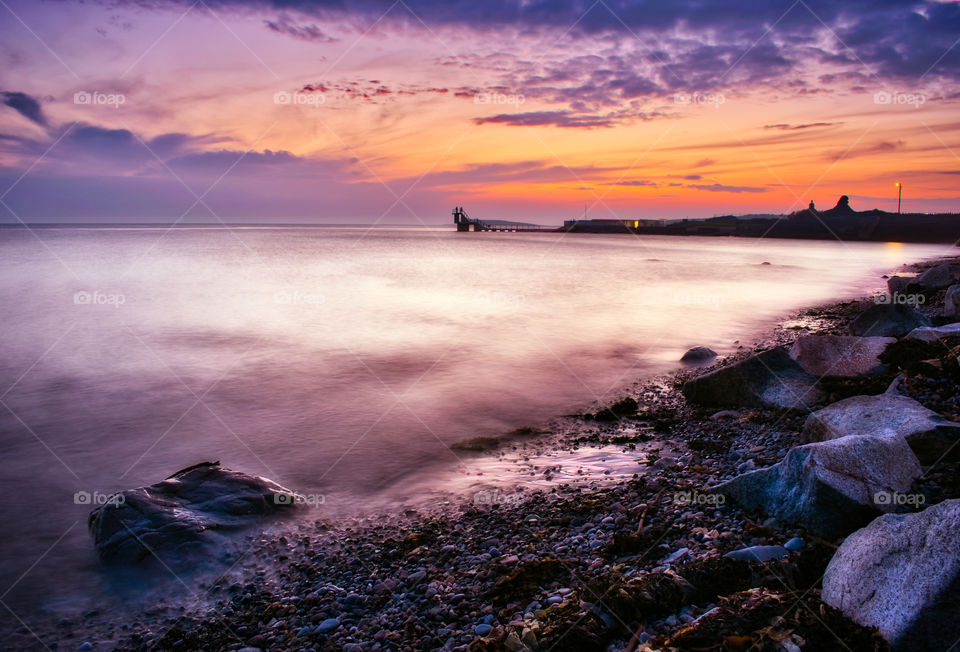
[0,0,959,224]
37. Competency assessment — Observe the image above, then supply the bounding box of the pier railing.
[452,207,555,232]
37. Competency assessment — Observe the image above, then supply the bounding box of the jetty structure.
[452,207,556,232]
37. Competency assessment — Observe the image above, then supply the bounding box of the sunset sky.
[1,0,959,223]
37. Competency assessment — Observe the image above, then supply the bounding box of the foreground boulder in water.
[848,303,930,337]
[788,334,894,378]
[681,348,824,410]
[680,346,718,364]
[822,500,960,650]
[803,393,960,464]
[88,461,298,564]
[712,435,922,538]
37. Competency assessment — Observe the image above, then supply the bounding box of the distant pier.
[452,207,556,232]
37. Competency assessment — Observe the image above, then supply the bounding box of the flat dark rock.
[849,303,930,337]
[88,461,298,564]
[682,348,824,410]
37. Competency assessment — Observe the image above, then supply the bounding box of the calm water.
[0,225,946,624]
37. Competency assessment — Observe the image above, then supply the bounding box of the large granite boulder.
[904,322,960,344]
[682,348,824,410]
[803,393,960,464]
[789,335,894,378]
[912,263,960,292]
[712,435,922,538]
[88,461,298,564]
[945,284,960,319]
[849,303,930,337]
[822,499,960,650]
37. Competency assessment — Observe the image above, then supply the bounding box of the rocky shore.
[20,256,960,652]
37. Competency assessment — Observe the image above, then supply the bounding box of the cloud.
[764,122,837,130]
[1,91,47,127]
[475,110,618,128]
[264,15,337,42]
[688,183,767,193]
[414,160,626,187]
[474,108,667,128]
[608,180,657,187]
[824,139,906,161]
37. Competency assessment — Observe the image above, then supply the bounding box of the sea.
[0,224,948,628]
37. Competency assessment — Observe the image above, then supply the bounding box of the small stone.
[784,537,805,551]
[475,623,493,636]
[315,618,340,634]
[724,545,789,562]
[505,632,525,651]
[408,570,427,582]
[521,628,538,647]
[664,547,690,564]
[78,644,93,652]
[710,410,739,420]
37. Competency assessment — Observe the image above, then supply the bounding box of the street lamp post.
[895,182,902,214]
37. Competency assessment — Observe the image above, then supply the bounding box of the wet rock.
[723,545,789,562]
[849,303,930,337]
[887,273,918,295]
[822,499,960,650]
[680,346,718,364]
[945,284,960,319]
[789,334,895,378]
[803,393,960,464]
[88,461,298,564]
[682,348,824,410]
[713,435,922,538]
[912,263,960,292]
[581,397,640,421]
[904,322,960,344]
